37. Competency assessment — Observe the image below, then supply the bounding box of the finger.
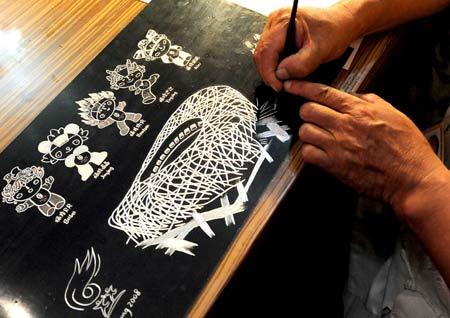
[298,122,335,150]
[254,29,287,92]
[350,92,383,103]
[284,80,358,113]
[276,47,320,80]
[276,20,319,80]
[301,143,331,169]
[300,101,344,129]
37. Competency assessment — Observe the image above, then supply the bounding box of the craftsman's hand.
[284,80,449,221]
[254,5,360,92]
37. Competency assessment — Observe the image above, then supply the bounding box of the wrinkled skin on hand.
[284,80,447,220]
[254,5,359,92]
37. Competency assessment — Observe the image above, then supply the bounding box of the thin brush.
[280,0,299,60]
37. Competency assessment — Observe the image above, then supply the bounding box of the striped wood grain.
[0,0,146,152]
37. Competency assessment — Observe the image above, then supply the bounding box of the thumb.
[276,45,321,80]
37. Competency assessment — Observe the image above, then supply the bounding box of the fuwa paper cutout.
[106,59,160,105]
[109,86,263,255]
[133,29,201,71]
[38,123,108,181]
[1,166,66,217]
[76,91,143,136]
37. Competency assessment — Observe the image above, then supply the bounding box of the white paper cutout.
[266,121,290,143]
[236,181,248,202]
[1,166,66,217]
[106,59,160,105]
[127,119,150,138]
[220,194,235,226]
[255,99,290,144]
[133,29,201,71]
[159,86,178,104]
[92,161,114,180]
[54,203,77,225]
[38,124,108,181]
[109,86,261,255]
[76,91,143,136]
[244,33,261,54]
[258,142,274,163]
[65,247,126,318]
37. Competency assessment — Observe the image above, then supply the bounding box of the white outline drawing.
[76,91,143,136]
[106,59,159,105]
[1,166,66,217]
[133,29,201,71]
[65,247,126,318]
[109,86,264,255]
[38,123,108,181]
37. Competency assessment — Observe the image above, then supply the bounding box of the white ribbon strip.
[236,181,248,202]
[137,202,246,252]
[155,238,198,256]
[257,125,290,139]
[245,149,266,192]
[258,142,274,163]
[192,212,215,238]
[267,121,290,143]
[257,117,283,126]
[220,194,235,226]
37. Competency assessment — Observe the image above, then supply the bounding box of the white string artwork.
[109,86,263,255]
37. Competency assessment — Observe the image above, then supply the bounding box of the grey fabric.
[391,290,438,318]
[344,9,450,318]
[344,291,379,318]
[343,199,450,318]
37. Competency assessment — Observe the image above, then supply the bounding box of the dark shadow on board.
[208,164,358,318]
[209,49,357,318]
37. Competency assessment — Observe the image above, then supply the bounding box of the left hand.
[254,5,359,92]
[284,80,445,218]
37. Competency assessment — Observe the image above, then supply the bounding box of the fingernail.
[276,68,289,80]
[283,80,292,90]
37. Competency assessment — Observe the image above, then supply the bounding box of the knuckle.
[365,93,378,100]
[267,10,280,20]
[316,85,332,100]
[253,40,266,57]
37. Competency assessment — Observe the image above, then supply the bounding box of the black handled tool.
[280,0,299,60]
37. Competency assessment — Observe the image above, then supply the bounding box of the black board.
[0,1,347,317]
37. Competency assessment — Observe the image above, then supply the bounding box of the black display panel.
[0,1,347,317]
